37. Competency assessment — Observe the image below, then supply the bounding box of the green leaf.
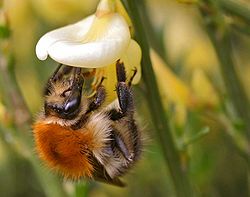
[0,25,11,39]
[181,126,210,149]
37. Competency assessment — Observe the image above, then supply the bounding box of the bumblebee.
[33,61,142,186]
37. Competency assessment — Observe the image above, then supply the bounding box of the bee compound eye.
[61,86,82,117]
[63,98,79,114]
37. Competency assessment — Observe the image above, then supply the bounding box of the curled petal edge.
[35,15,95,61]
[36,13,130,68]
[48,38,129,68]
[121,39,142,84]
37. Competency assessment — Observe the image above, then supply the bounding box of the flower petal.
[46,13,130,68]
[121,39,141,84]
[36,14,95,61]
[98,40,142,103]
[47,40,123,68]
[150,49,193,107]
[191,69,219,107]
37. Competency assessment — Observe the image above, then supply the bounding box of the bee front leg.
[116,60,134,114]
[107,61,135,120]
[86,86,106,113]
[86,77,106,113]
[44,64,62,96]
[44,64,74,96]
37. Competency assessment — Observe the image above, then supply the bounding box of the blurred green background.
[0,0,250,196]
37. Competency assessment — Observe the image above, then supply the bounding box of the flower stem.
[137,0,168,65]
[217,0,250,25]
[199,1,250,194]
[123,0,194,196]
[0,46,67,197]
[199,1,250,141]
[0,67,68,197]
[74,182,89,197]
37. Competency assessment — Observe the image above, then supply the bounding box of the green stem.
[214,113,250,163]
[137,0,168,65]
[0,51,67,197]
[30,157,68,197]
[74,182,89,197]
[124,0,194,196]
[248,169,250,197]
[200,2,250,195]
[231,22,250,36]
[217,0,250,25]
[0,124,68,197]
[200,1,250,140]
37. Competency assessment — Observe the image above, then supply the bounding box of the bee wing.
[91,157,126,187]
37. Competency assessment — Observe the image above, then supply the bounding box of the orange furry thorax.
[33,121,95,180]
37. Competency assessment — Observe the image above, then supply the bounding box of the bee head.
[44,65,84,120]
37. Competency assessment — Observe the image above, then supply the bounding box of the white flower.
[35,0,141,72]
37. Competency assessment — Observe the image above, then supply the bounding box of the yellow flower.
[151,49,193,108]
[191,69,219,108]
[151,49,194,126]
[30,0,98,25]
[35,0,141,101]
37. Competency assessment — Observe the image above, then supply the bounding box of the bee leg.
[50,64,74,81]
[44,64,73,96]
[115,61,141,160]
[106,61,134,120]
[86,86,106,113]
[128,67,137,87]
[116,60,134,114]
[44,64,62,96]
[86,77,106,113]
